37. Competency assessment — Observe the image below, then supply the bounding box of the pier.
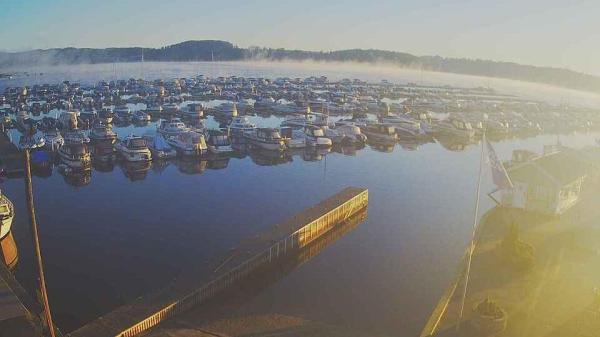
[69,187,368,337]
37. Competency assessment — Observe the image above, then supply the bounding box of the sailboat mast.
[457,132,485,330]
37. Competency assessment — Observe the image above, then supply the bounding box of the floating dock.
[69,187,368,337]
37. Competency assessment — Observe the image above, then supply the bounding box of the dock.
[69,187,368,337]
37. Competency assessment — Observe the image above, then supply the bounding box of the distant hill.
[1,40,600,93]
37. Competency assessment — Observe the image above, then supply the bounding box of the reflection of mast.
[23,150,57,337]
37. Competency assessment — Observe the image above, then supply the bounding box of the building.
[501,148,590,215]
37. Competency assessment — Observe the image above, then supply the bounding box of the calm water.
[2,62,600,336]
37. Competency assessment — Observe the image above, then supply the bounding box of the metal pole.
[457,133,485,331]
[24,150,56,337]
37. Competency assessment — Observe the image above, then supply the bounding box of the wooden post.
[24,150,56,337]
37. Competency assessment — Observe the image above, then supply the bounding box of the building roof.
[508,149,590,186]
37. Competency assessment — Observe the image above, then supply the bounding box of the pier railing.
[111,188,368,337]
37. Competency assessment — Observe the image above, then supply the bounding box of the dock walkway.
[0,260,43,336]
[69,187,368,337]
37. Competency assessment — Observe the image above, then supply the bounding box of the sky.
[1,0,599,75]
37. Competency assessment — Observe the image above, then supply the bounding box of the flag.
[485,139,513,189]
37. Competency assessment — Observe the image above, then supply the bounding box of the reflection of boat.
[0,231,18,270]
[249,148,292,166]
[206,129,234,155]
[121,161,152,181]
[44,129,64,150]
[58,143,92,170]
[115,135,152,162]
[244,128,286,151]
[58,164,92,186]
[303,147,331,161]
[0,191,15,240]
[206,157,230,170]
[18,134,46,150]
[176,158,208,174]
[435,134,471,151]
[91,141,115,162]
[368,140,396,153]
[167,131,208,156]
[144,134,177,159]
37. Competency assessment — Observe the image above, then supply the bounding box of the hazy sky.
[2,0,599,75]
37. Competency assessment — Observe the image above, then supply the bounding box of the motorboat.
[380,114,428,138]
[157,118,190,137]
[0,190,14,240]
[281,112,332,128]
[228,116,256,136]
[58,143,92,170]
[115,135,152,162]
[43,129,65,150]
[143,133,177,159]
[434,118,475,139]
[279,127,306,149]
[132,110,151,123]
[303,125,332,147]
[145,104,164,115]
[98,107,114,124]
[166,131,208,156]
[163,103,180,114]
[213,102,238,120]
[89,123,117,143]
[59,111,79,129]
[360,123,398,143]
[324,123,367,145]
[63,128,90,144]
[113,104,131,118]
[253,97,277,111]
[205,129,234,155]
[243,128,286,151]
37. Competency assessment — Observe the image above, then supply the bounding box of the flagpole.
[457,132,485,331]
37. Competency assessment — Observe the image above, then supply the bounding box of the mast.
[141,47,144,80]
[457,132,485,331]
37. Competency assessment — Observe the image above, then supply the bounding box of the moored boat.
[243,128,286,151]
[115,135,152,162]
[0,191,14,240]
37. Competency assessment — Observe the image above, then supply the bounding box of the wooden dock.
[69,187,368,337]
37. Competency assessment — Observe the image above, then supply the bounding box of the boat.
[434,118,475,139]
[80,108,98,125]
[228,116,256,136]
[63,128,90,144]
[254,97,277,111]
[163,103,180,114]
[324,123,368,145]
[91,141,115,162]
[303,125,332,147]
[380,114,428,138]
[183,103,205,119]
[360,123,398,143]
[166,131,208,156]
[145,104,164,115]
[58,111,79,129]
[89,123,117,143]
[281,112,332,128]
[18,134,45,150]
[243,128,286,151]
[205,129,234,155]
[280,127,306,149]
[157,118,190,137]
[0,190,14,240]
[43,129,65,150]
[113,105,131,118]
[98,107,114,124]
[143,134,177,159]
[213,102,238,120]
[58,143,92,170]
[115,135,152,162]
[132,110,151,123]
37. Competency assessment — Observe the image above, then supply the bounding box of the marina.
[0,63,599,337]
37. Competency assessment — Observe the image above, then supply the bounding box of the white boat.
[434,118,475,139]
[163,103,180,114]
[145,105,164,115]
[59,111,79,129]
[89,123,117,143]
[360,123,398,143]
[380,114,427,138]
[206,129,234,154]
[166,131,208,156]
[132,110,151,123]
[213,102,238,119]
[44,129,65,150]
[281,112,332,128]
[115,135,152,162]
[0,190,14,240]
[243,128,286,151]
[324,123,367,145]
[228,116,256,136]
[63,128,90,144]
[143,134,177,159]
[303,125,332,147]
[157,118,190,137]
[58,143,92,170]
[280,127,306,149]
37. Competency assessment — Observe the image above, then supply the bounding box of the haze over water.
[2,62,600,335]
